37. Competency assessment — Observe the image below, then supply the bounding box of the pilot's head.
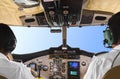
[108,12,120,45]
[0,23,17,54]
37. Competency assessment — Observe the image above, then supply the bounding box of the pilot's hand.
[31,69,38,78]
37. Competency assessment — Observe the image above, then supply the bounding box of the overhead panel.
[41,0,83,27]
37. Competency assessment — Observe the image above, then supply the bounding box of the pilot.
[0,23,35,79]
[84,12,120,79]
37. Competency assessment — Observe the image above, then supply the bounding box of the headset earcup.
[103,28,114,46]
[4,35,16,53]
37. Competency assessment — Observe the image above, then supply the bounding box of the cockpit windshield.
[11,25,110,54]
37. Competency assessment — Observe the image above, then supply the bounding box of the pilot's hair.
[108,12,120,44]
[0,23,17,54]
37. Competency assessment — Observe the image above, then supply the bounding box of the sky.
[10,25,111,54]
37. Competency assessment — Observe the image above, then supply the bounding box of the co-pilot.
[84,12,120,79]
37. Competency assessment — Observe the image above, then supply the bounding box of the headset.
[4,34,17,53]
[103,27,114,48]
[0,23,17,53]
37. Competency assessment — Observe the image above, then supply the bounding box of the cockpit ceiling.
[85,0,120,14]
[0,0,120,26]
[0,0,43,26]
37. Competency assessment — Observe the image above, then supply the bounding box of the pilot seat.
[0,75,7,79]
[102,65,120,79]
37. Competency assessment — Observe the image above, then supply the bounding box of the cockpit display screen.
[70,71,78,76]
[68,61,80,79]
[69,62,79,69]
[28,63,36,71]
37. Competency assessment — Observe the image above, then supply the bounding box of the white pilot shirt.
[0,53,35,79]
[84,44,120,79]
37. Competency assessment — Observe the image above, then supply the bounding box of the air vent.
[95,16,107,20]
[91,10,113,25]
[20,15,39,26]
[25,18,35,23]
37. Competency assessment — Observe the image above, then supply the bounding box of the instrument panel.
[13,46,94,79]
[24,54,92,79]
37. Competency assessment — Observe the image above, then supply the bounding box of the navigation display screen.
[69,62,79,69]
[70,71,78,76]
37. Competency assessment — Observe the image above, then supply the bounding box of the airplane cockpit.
[11,0,111,79]
[1,0,120,79]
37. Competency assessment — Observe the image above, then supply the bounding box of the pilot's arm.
[15,62,35,79]
[7,54,37,79]
[84,55,111,79]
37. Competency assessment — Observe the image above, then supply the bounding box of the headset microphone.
[103,27,114,48]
